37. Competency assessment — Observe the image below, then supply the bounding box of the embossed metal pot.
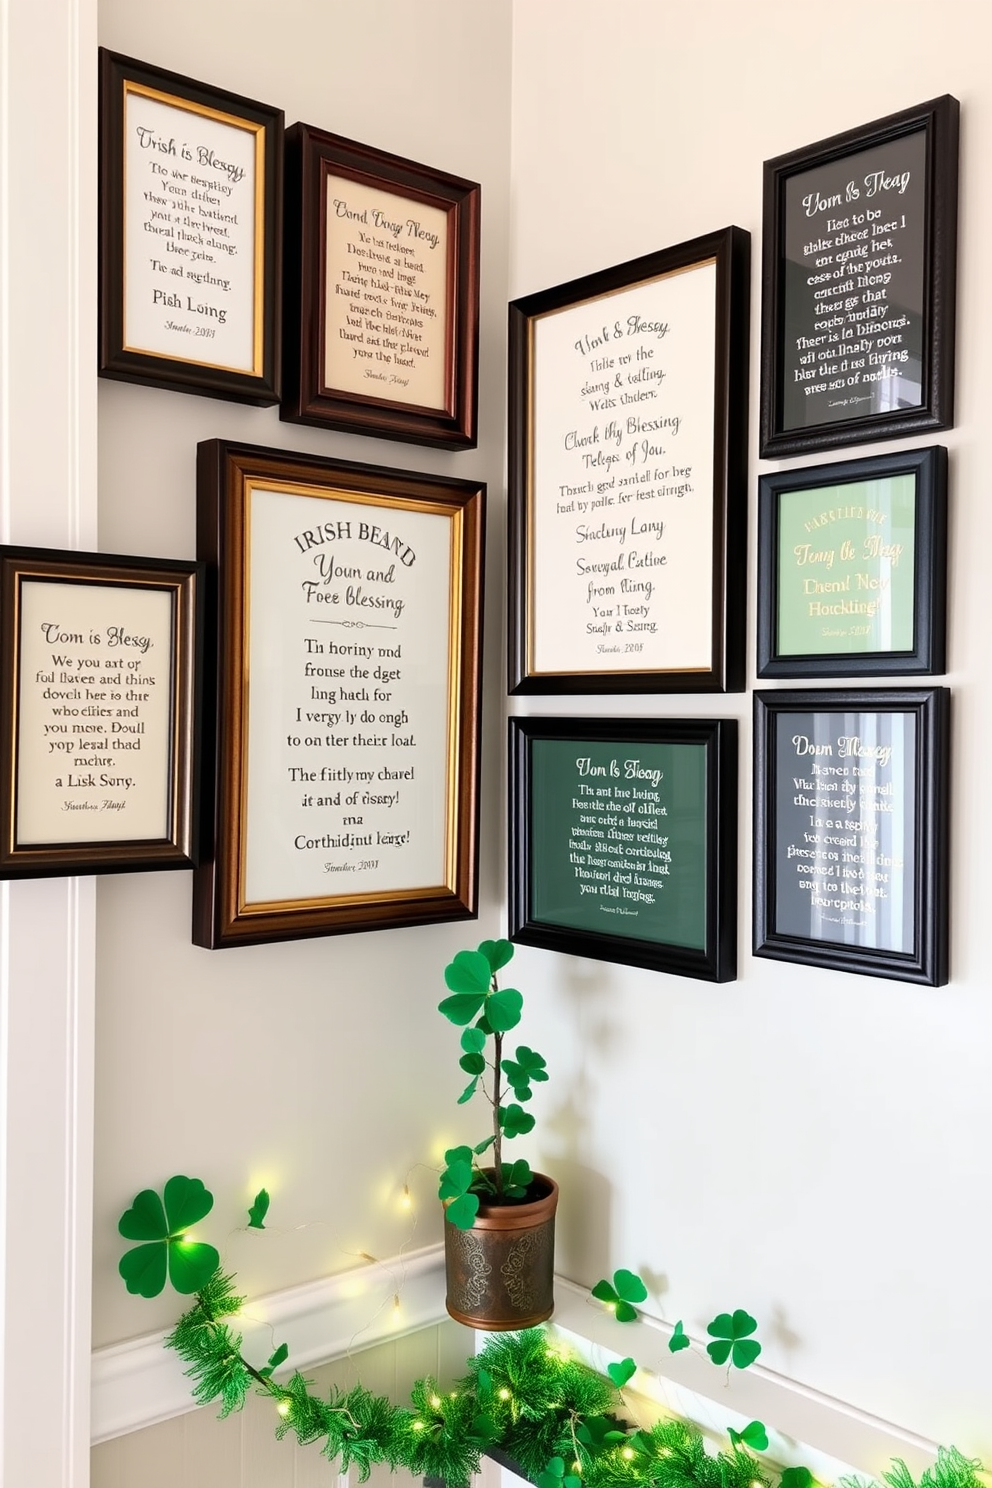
[444,1172,558,1330]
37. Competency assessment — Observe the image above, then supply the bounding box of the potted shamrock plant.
[437,938,558,1330]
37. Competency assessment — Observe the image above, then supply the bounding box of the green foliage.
[591,1268,648,1322]
[247,1188,270,1229]
[729,1420,769,1452]
[669,1319,691,1352]
[877,1448,987,1488]
[118,1176,220,1297]
[537,1457,582,1488]
[706,1309,762,1369]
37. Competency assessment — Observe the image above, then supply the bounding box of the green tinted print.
[777,474,916,657]
[529,738,706,950]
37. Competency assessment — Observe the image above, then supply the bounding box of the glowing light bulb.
[571,1463,582,1476]
[498,1387,512,1401]
[400,1185,412,1209]
[449,1391,458,1399]
[622,1448,635,1461]
[430,1394,442,1409]
[412,1421,425,1432]
[277,1400,291,1417]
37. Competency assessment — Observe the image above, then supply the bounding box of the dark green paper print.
[777,474,916,657]
[529,738,706,949]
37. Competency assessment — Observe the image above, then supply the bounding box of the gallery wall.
[93,0,512,1346]
[91,0,992,1470]
[509,0,992,1455]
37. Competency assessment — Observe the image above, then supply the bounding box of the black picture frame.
[509,716,738,982]
[756,445,947,678]
[281,123,480,448]
[99,48,283,405]
[760,96,959,458]
[194,440,485,949]
[508,227,750,694]
[753,688,949,986]
[0,545,201,878]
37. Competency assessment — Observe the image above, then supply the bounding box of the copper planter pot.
[444,1173,558,1330]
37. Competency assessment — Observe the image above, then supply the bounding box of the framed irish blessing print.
[760,96,959,457]
[753,688,949,986]
[194,441,484,949]
[0,546,200,878]
[757,445,947,677]
[281,124,480,448]
[509,717,738,982]
[508,227,750,693]
[99,49,283,404]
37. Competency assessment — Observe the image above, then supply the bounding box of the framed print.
[753,688,949,985]
[508,226,750,694]
[99,49,283,404]
[757,445,947,678]
[281,123,480,448]
[508,717,738,982]
[194,440,484,949]
[760,95,959,458]
[0,546,200,878]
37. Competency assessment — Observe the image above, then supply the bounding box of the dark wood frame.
[194,440,484,949]
[99,48,283,405]
[760,96,959,458]
[0,546,200,878]
[508,227,750,693]
[509,716,738,983]
[753,687,949,986]
[757,445,948,678]
[281,123,480,448]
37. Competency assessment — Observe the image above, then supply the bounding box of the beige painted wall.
[509,0,992,1455]
[94,0,512,1349]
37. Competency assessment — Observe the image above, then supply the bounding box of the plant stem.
[492,1025,503,1197]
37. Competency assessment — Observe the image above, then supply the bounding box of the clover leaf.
[537,1457,581,1488]
[591,1268,648,1322]
[499,1102,535,1139]
[439,950,492,1025]
[247,1188,270,1230]
[706,1309,761,1369]
[486,989,522,1032]
[501,1045,548,1100]
[729,1421,768,1452]
[118,1176,220,1297]
[502,1157,532,1198]
[780,1468,814,1488]
[669,1319,691,1353]
[258,1342,289,1380]
[607,1356,637,1390]
[478,939,514,973]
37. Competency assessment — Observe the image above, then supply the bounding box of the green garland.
[117,1178,986,1488]
[160,1270,981,1488]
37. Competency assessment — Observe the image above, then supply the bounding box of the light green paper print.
[777,475,916,657]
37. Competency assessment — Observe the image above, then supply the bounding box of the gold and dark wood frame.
[508,227,750,694]
[194,440,485,949]
[0,546,200,878]
[753,687,949,986]
[99,49,283,404]
[281,124,480,448]
[509,716,738,982]
[760,96,959,458]
[757,445,948,678]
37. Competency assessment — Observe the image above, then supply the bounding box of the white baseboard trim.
[91,1241,448,1444]
[93,1258,941,1478]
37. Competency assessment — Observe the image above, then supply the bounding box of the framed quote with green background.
[508,716,737,982]
[757,445,947,678]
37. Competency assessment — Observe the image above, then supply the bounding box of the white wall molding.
[0,2,98,1486]
[91,1242,449,1443]
[96,1259,942,1479]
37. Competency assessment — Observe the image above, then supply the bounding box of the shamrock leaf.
[537,1457,581,1488]
[460,1027,487,1055]
[247,1188,270,1230]
[445,1192,480,1230]
[118,1176,219,1298]
[669,1319,691,1353]
[591,1268,648,1322]
[478,938,514,973]
[438,1157,474,1200]
[457,1076,480,1104]
[780,1468,814,1488]
[706,1309,761,1369]
[258,1341,289,1379]
[502,1158,532,1198]
[729,1421,769,1452]
[607,1357,637,1389]
[499,1102,535,1139]
[501,1045,548,1100]
[486,989,523,1032]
